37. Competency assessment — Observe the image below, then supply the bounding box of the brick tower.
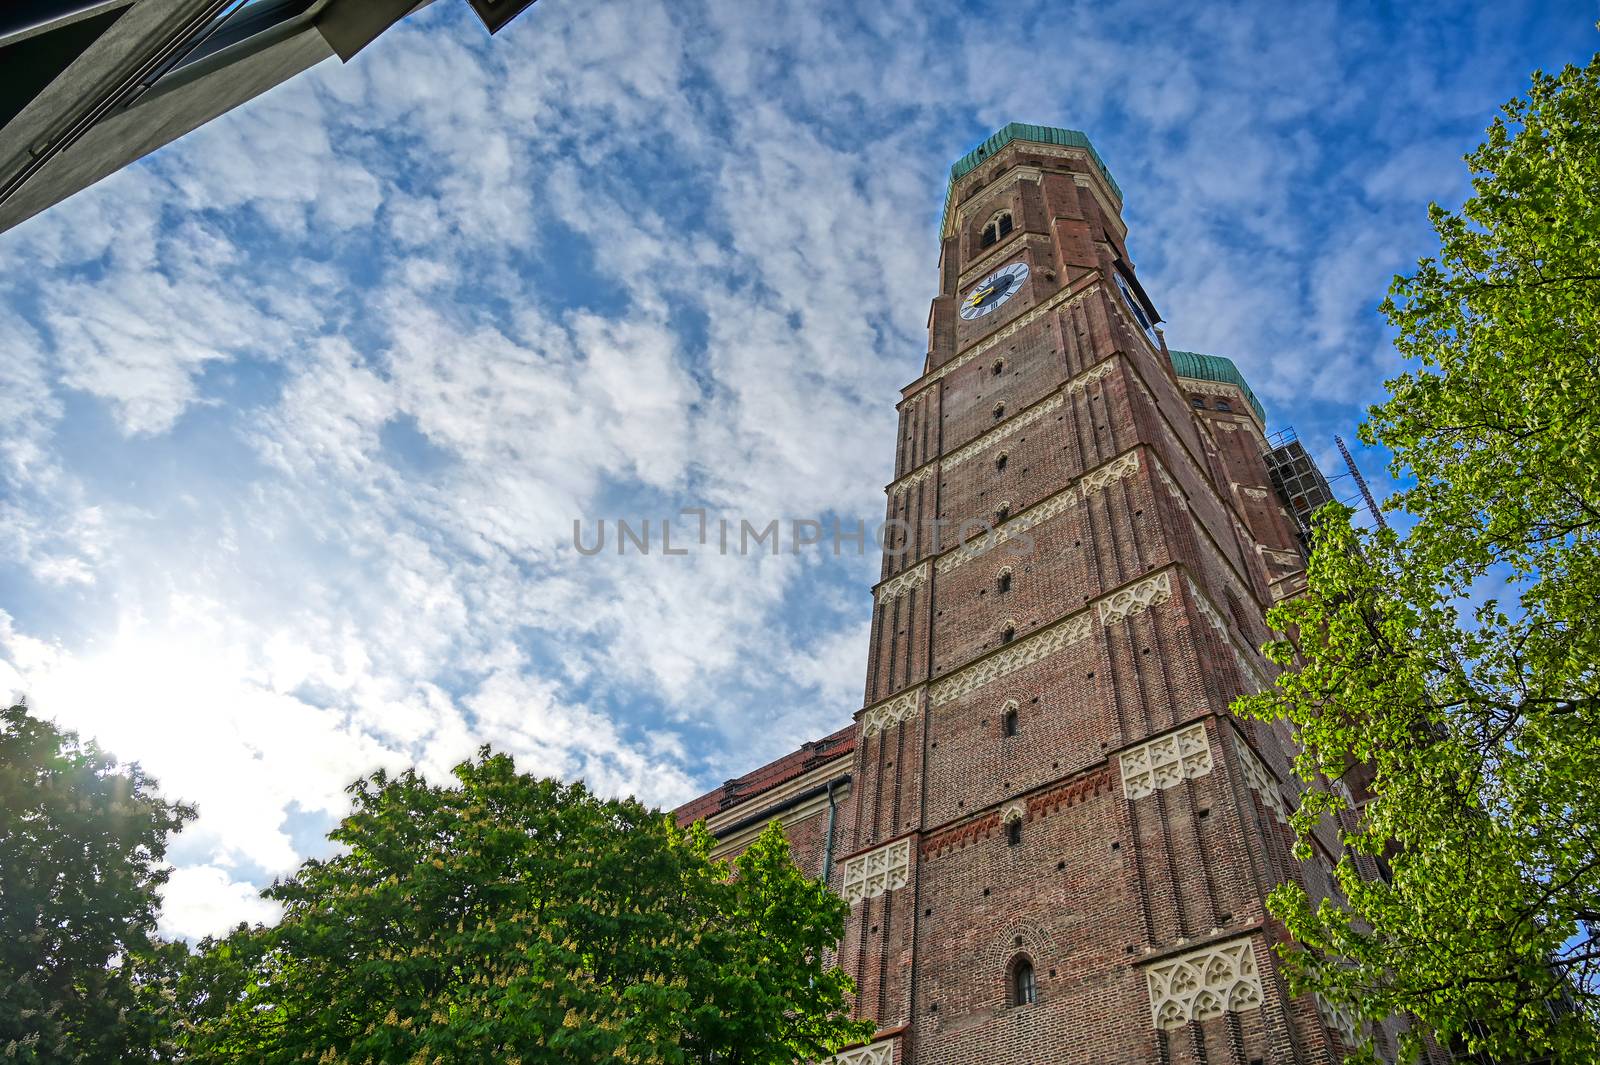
[676,124,1378,1064]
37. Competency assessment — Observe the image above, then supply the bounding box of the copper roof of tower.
[940,124,1122,238]
[1167,350,1268,424]
[948,123,1122,200]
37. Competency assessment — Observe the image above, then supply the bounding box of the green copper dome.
[948,123,1122,200]
[941,124,1121,237]
[1167,350,1267,424]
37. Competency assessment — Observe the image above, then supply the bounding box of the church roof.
[1167,350,1267,424]
[941,123,1121,239]
[672,723,855,827]
[948,123,1122,201]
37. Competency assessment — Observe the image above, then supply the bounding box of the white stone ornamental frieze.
[1145,936,1265,1030]
[1119,723,1213,800]
[840,837,911,903]
[936,447,1140,576]
[1233,734,1291,826]
[874,560,929,605]
[859,689,919,739]
[822,1039,894,1065]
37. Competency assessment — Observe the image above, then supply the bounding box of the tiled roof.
[673,723,855,827]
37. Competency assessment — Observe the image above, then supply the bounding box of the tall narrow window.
[997,212,1013,238]
[993,402,1006,420]
[981,223,998,248]
[997,570,1012,594]
[1010,956,1037,1005]
[1003,707,1019,736]
[1007,820,1022,845]
[995,452,1008,473]
[1000,624,1016,644]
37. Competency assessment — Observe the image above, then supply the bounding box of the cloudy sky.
[1,0,1592,938]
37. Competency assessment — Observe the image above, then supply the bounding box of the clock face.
[960,261,1030,320]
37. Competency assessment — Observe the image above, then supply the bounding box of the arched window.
[1003,705,1019,737]
[997,569,1012,594]
[981,211,1014,249]
[1190,395,1206,409]
[1000,624,1016,645]
[981,222,998,248]
[997,212,1013,239]
[993,402,1006,421]
[996,502,1010,523]
[1010,956,1037,1005]
[1216,398,1233,413]
[992,357,1005,376]
[995,451,1008,473]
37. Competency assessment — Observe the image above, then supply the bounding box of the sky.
[0,0,1593,939]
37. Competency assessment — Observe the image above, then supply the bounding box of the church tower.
[676,125,1380,1064]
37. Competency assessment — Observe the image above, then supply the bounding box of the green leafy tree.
[1239,54,1600,1062]
[0,702,195,1063]
[179,748,871,1064]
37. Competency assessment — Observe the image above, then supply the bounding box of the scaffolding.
[1262,428,1336,551]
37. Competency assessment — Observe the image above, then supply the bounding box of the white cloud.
[0,0,1550,938]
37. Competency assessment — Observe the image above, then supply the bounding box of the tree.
[0,702,195,1063]
[178,748,872,1064]
[1239,54,1600,1062]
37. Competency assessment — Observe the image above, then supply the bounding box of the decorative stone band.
[1183,575,1267,693]
[821,1039,895,1065]
[929,569,1173,708]
[957,231,1053,288]
[875,560,929,605]
[1145,936,1265,1030]
[1097,570,1173,624]
[908,276,1101,396]
[890,356,1118,496]
[841,837,911,904]
[859,689,920,739]
[936,447,1140,577]
[1232,735,1291,826]
[943,393,1064,472]
[1317,993,1361,1047]
[930,613,1096,707]
[1119,723,1213,800]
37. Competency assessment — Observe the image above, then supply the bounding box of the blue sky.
[0,0,1593,937]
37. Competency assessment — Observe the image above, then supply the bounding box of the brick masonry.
[675,132,1427,1065]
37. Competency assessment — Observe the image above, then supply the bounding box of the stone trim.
[841,837,911,904]
[1119,723,1213,800]
[861,566,1181,726]
[1144,936,1265,1030]
[907,274,1102,398]
[1182,575,1267,693]
[859,688,920,739]
[932,568,1173,707]
[1317,993,1361,1047]
[874,560,928,605]
[1097,570,1173,624]
[958,231,1051,288]
[944,393,1065,472]
[822,1039,894,1065]
[935,446,1139,577]
[1232,734,1291,827]
[889,356,1116,495]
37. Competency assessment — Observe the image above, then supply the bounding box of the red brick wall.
[673,137,1422,1064]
